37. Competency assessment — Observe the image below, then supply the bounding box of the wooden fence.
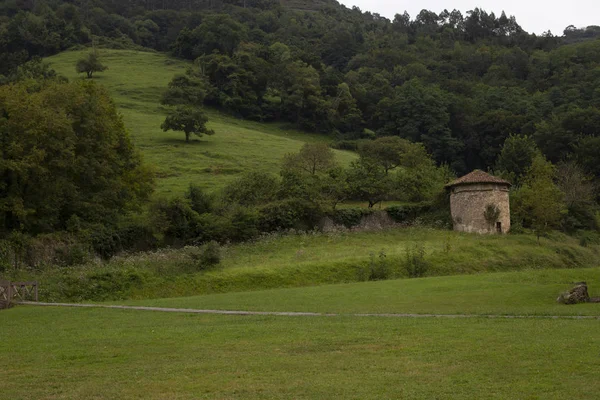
[0,280,38,309]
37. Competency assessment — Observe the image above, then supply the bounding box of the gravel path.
[16,301,600,320]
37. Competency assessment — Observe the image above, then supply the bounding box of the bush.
[116,224,159,253]
[222,172,280,207]
[258,199,323,232]
[404,244,429,278]
[88,227,122,260]
[227,206,260,242]
[386,203,433,224]
[329,208,374,228]
[368,250,390,281]
[186,184,213,215]
[60,268,150,301]
[189,241,221,271]
[578,231,600,247]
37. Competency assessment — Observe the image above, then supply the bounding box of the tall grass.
[7,228,599,302]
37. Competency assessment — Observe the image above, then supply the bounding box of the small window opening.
[496,222,502,233]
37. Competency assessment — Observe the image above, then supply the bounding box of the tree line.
[3,0,597,175]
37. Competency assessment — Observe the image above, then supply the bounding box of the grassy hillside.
[2,306,600,399]
[8,228,600,302]
[46,49,356,197]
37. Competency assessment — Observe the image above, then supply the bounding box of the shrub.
[228,206,260,242]
[329,208,374,228]
[368,250,390,281]
[151,197,201,244]
[189,241,221,271]
[578,231,600,247]
[186,184,213,215]
[60,268,149,301]
[88,227,122,260]
[116,224,159,253]
[258,199,323,232]
[386,203,432,224]
[404,244,429,278]
[222,171,280,207]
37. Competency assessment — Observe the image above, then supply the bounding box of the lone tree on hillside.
[161,106,214,142]
[76,51,108,79]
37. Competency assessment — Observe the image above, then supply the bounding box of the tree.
[280,143,344,209]
[282,144,337,176]
[494,134,540,186]
[358,136,410,174]
[76,51,108,79]
[556,162,598,231]
[222,171,280,207]
[347,158,394,208]
[512,155,566,241]
[161,71,207,107]
[396,142,451,202]
[0,81,153,235]
[161,106,215,142]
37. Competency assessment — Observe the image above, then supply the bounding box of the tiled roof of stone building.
[445,170,511,188]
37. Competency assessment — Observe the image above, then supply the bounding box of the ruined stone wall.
[449,183,510,234]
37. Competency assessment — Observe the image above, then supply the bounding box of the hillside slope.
[46,49,356,196]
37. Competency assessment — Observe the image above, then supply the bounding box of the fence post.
[7,281,12,306]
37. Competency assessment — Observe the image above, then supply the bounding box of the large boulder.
[557,282,591,305]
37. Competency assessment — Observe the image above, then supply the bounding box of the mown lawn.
[123,267,600,316]
[2,306,599,399]
[46,49,356,196]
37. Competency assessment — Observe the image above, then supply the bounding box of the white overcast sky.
[337,0,599,35]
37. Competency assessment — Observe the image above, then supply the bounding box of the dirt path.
[15,301,600,320]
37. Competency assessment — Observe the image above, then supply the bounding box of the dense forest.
[1,0,600,267]
[2,0,600,174]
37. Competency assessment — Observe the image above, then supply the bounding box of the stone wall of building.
[449,183,510,234]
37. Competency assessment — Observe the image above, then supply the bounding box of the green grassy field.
[123,267,600,317]
[2,305,600,399]
[46,49,356,197]
[21,49,599,399]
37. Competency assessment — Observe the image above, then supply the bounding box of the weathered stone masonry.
[446,170,511,234]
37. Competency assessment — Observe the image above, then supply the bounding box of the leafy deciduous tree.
[160,106,215,142]
[76,51,108,79]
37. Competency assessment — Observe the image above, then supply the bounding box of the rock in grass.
[557,282,590,304]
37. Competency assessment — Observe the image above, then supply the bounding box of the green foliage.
[76,51,108,79]
[346,158,393,208]
[386,203,434,224]
[222,172,280,207]
[483,204,501,226]
[512,155,567,240]
[358,137,410,174]
[329,208,374,228]
[161,106,215,142]
[404,244,429,278]
[258,199,323,232]
[282,143,337,176]
[161,71,207,106]
[368,250,390,281]
[3,0,600,180]
[190,241,222,270]
[0,80,153,236]
[495,134,540,185]
[186,184,213,215]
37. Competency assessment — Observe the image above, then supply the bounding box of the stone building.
[446,170,511,234]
